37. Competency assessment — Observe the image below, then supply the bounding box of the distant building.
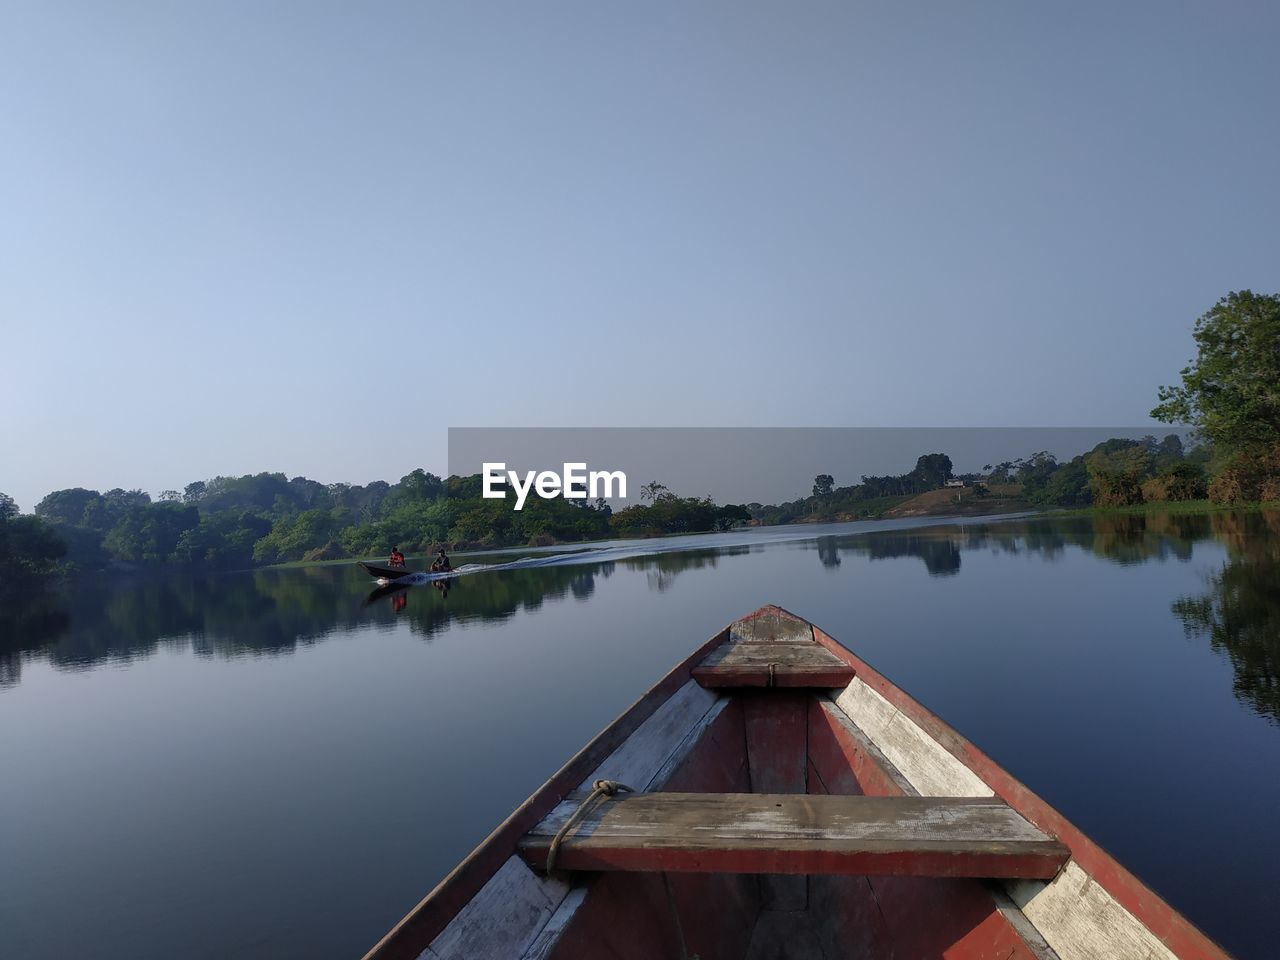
[943,478,966,488]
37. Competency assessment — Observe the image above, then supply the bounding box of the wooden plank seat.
[692,642,855,688]
[520,793,1069,879]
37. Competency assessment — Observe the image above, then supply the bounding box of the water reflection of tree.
[817,537,841,569]
[622,547,743,593]
[0,546,750,687]
[813,513,1218,576]
[0,594,71,686]
[1173,512,1280,726]
[856,533,962,576]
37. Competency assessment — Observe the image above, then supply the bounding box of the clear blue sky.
[2,1,1277,511]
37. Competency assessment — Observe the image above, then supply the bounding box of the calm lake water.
[2,511,1279,959]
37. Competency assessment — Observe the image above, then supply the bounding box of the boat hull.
[358,561,417,581]
[363,605,1233,960]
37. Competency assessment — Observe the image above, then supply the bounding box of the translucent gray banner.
[447,427,1193,508]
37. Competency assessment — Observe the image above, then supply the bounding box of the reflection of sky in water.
[1,511,1278,960]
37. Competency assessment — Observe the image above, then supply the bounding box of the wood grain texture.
[1009,863,1180,960]
[729,607,814,643]
[809,698,919,798]
[519,888,588,960]
[521,794,1068,879]
[427,857,569,960]
[581,679,719,790]
[743,692,809,909]
[693,641,854,688]
[834,678,994,798]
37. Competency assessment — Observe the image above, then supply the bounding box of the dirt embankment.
[883,484,1030,519]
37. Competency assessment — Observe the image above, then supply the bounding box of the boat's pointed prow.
[728,604,816,643]
[363,604,1235,960]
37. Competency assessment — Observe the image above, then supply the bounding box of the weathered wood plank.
[427,856,569,960]
[834,679,994,798]
[1008,862,1179,960]
[810,698,920,798]
[519,887,588,960]
[743,692,809,909]
[729,607,814,643]
[693,641,854,688]
[644,697,732,791]
[521,794,1068,878]
[581,679,720,791]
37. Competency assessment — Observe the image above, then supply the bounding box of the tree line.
[0,468,756,587]
[2,289,1277,591]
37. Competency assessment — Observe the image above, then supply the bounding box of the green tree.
[640,481,670,503]
[1016,452,1059,499]
[0,493,67,595]
[910,454,953,491]
[715,504,752,531]
[1031,457,1092,506]
[1086,446,1153,507]
[1152,290,1280,453]
[812,474,834,497]
[102,502,199,563]
[34,488,101,525]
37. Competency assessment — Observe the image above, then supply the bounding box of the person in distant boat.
[430,548,451,573]
[388,547,406,568]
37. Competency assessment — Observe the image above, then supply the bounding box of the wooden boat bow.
[362,604,1235,960]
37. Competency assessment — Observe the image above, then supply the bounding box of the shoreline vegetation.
[0,432,1273,588]
[2,289,1277,593]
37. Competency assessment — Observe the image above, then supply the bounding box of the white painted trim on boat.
[1007,862,1180,960]
[520,887,589,960]
[817,700,920,797]
[581,679,720,790]
[645,696,731,791]
[988,883,1063,960]
[426,856,570,960]
[833,679,994,798]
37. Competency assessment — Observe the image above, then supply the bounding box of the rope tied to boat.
[544,779,635,876]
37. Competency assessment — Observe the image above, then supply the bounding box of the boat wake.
[365,512,1036,588]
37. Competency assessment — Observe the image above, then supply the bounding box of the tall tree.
[910,454,953,491]
[1152,290,1280,452]
[812,474,834,497]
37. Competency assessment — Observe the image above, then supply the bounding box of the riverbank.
[1047,499,1280,518]
[883,484,1030,519]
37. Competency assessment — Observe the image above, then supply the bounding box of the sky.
[2,1,1278,511]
